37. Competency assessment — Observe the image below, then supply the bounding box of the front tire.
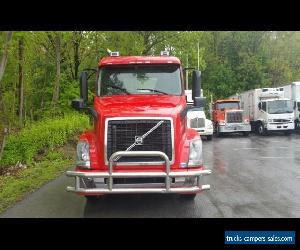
[284,130,292,136]
[206,135,213,140]
[180,193,197,200]
[215,124,222,137]
[85,195,102,203]
[243,131,250,136]
[257,123,267,136]
[295,121,300,130]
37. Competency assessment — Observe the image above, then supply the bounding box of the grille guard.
[66,151,211,194]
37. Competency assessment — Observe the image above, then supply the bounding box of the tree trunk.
[74,38,80,80]
[18,37,24,125]
[0,31,13,160]
[0,31,13,83]
[0,127,8,161]
[52,33,61,106]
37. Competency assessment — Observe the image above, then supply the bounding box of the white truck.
[230,88,294,135]
[185,90,213,140]
[282,82,300,130]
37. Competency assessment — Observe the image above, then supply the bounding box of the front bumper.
[266,122,294,131]
[194,128,213,136]
[219,123,251,133]
[66,151,211,194]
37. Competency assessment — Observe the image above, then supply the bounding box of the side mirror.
[72,99,86,110]
[258,102,261,110]
[80,71,88,103]
[192,70,201,100]
[71,71,98,119]
[294,101,296,110]
[194,96,206,108]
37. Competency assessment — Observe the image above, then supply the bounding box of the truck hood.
[187,110,206,119]
[94,95,185,118]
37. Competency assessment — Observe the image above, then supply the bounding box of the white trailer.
[230,88,294,135]
[281,82,300,129]
[185,90,213,140]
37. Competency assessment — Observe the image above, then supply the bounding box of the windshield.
[267,100,294,114]
[98,65,182,96]
[216,102,239,110]
[188,107,202,111]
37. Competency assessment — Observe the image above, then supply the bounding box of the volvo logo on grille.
[135,136,144,145]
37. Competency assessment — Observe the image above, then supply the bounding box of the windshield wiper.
[271,110,292,114]
[137,88,168,95]
[104,84,131,95]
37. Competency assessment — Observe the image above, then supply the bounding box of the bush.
[0,112,90,167]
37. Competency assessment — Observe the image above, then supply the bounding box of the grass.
[0,112,90,214]
[0,149,73,214]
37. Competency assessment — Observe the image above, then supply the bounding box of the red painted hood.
[94,95,185,118]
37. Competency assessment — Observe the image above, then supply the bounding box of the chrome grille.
[190,118,205,128]
[226,112,243,123]
[106,119,172,163]
[273,119,289,123]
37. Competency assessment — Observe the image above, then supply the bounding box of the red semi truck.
[66,51,211,200]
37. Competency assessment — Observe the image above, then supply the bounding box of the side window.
[262,102,266,112]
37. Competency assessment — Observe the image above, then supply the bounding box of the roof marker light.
[109,51,120,56]
[160,51,169,56]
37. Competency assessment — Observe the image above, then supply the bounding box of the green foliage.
[0,112,89,167]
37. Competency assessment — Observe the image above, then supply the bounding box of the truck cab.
[185,90,213,140]
[283,82,300,130]
[212,99,251,136]
[66,51,211,200]
[232,88,295,135]
[257,97,294,135]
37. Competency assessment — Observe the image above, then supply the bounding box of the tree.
[18,36,24,125]
[52,33,61,106]
[0,31,12,82]
[0,31,13,160]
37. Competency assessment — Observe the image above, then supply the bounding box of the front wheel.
[180,193,197,200]
[257,123,267,135]
[295,121,300,130]
[284,131,292,136]
[215,124,222,137]
[243,131,250,136]
[85,195,103,203]
[206,135,213,140]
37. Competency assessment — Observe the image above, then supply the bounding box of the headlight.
[206,121,213,129]
[188,139,203,167]
[76,141,90,168]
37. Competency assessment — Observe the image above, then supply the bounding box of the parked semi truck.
[231,88,294,135]
[212,99,251,136]
[66,51,211,200]
[185,90,213,140]
[282,82,300,130]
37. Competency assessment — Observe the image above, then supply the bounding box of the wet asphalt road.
[1,132,300,218]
